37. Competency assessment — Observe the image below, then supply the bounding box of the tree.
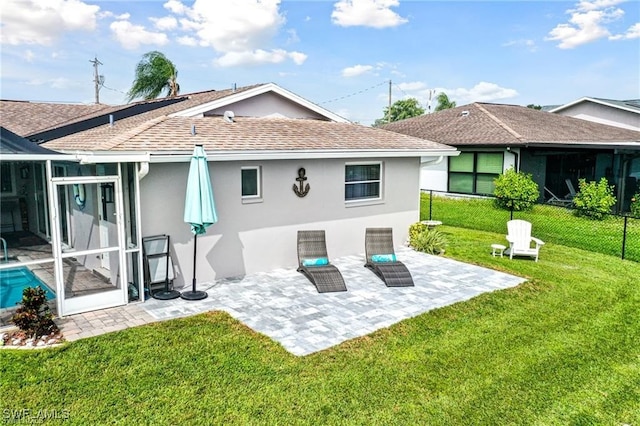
[126,51,180,102]
[434,92,456,112]
[373,98,425,126]
[493,168,539,211]
[527,104,542,110]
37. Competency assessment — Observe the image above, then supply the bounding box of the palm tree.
[126,51,180,102]
[435,92,456,112]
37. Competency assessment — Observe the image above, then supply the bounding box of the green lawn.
[1,227,639,425]
[422,192,640,262]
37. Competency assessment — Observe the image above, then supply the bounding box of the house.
[549,97,640,131]
[380,102,640,212]
[0,83,456,317]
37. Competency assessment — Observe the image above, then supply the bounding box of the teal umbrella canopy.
[184,145,218,235]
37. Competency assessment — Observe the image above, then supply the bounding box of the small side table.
[491,244,506,257]
[421,220,443,230]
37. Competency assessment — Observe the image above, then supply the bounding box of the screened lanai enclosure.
[1,129,145,323]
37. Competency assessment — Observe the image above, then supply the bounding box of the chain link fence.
[421,190,640,263]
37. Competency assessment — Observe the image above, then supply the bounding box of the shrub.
[410,228,447,255]
[11,286,58,338]
[493,168,539,211]
[572,178,617,220]
[630,193,640,218]
[409,222,428,243]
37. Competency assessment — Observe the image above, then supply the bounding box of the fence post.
[622,215,628,260]
[429,190,433,221]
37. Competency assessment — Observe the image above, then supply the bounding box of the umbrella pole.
[181,233,208,300]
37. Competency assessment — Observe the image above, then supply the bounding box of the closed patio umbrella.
[182,144,218,300]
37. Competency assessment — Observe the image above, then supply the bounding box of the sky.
[1,0,639,126]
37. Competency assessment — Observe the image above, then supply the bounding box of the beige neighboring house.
[381,102,640,212]
[0,83,456,317]
[549,97,640,131]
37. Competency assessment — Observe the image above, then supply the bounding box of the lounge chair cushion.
[371,253,397,263]
[302,257,329,267]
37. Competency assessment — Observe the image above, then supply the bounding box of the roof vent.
[223,110,235,123]
[109,114,114,127]
[461,110,469,117]
[191,124,196,136]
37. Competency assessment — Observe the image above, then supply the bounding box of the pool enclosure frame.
[1,153,148,317]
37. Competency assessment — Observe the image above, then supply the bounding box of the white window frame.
[241,166,262,204]
[344,161,383,205]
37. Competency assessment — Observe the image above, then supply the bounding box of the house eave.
[168,83,351,123]
[549,97,640,115]
[147,149,459,163]
[524,141,640,150]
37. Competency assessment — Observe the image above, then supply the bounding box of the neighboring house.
[0,83,456,317]
[381,103,640,211]
[549,97,640,131]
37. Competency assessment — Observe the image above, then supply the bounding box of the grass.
[422,192,640,262]
[1,227,639,424]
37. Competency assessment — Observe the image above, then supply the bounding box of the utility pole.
[89,56,104,104]
[387,79,392,123]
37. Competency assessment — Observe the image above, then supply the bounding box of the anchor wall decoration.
[293,167,310,197]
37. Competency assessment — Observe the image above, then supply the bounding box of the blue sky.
[1,0,639,125]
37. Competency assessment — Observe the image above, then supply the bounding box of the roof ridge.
[98,115,168,150]
[475,103,524,141]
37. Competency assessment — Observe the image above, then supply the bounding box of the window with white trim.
[241,166,261,201]
[345,162,382,201]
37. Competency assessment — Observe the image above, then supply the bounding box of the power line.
[319,80,388,104]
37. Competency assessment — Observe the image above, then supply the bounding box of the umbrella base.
[181,290,208,301]
[152,289,181,300]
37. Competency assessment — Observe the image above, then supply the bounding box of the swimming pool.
[0,266,56,310]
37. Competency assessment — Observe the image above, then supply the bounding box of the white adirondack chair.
[505,220,545,262]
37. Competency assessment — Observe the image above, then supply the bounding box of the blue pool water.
[0,266,56,310]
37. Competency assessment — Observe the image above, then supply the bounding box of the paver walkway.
[53,248,526,356]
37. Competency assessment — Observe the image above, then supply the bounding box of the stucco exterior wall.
[139,157,421,287]
[555,103,640,131]
[205,92,328,120]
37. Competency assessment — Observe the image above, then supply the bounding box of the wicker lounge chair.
[297,230,347,293]
[364,228,414,287]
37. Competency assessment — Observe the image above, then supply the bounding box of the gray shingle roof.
[0,84,264,139]
[43,115,454,154]
[380,103,640,146]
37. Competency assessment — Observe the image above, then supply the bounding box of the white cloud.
[150,16,178,31]
[25,77,82,90]
[398,81,427,91]
[110,20,170,50]
[332,0,407,28]
[447,82,519,104]
[609,22,640,40]
[214,49,307,67]
[164,0,190,15]
[24,50,35,63]
[1,0,100,45]
[177,36,198,46]
[502,39,538,52]
[161,0,305,66]
[545,0,627,48]
[342,64,374,77]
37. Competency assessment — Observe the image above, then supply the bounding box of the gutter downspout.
[420,155,445,166]
[138,162,149,180]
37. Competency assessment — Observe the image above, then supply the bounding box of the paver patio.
[52,247,526,356]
